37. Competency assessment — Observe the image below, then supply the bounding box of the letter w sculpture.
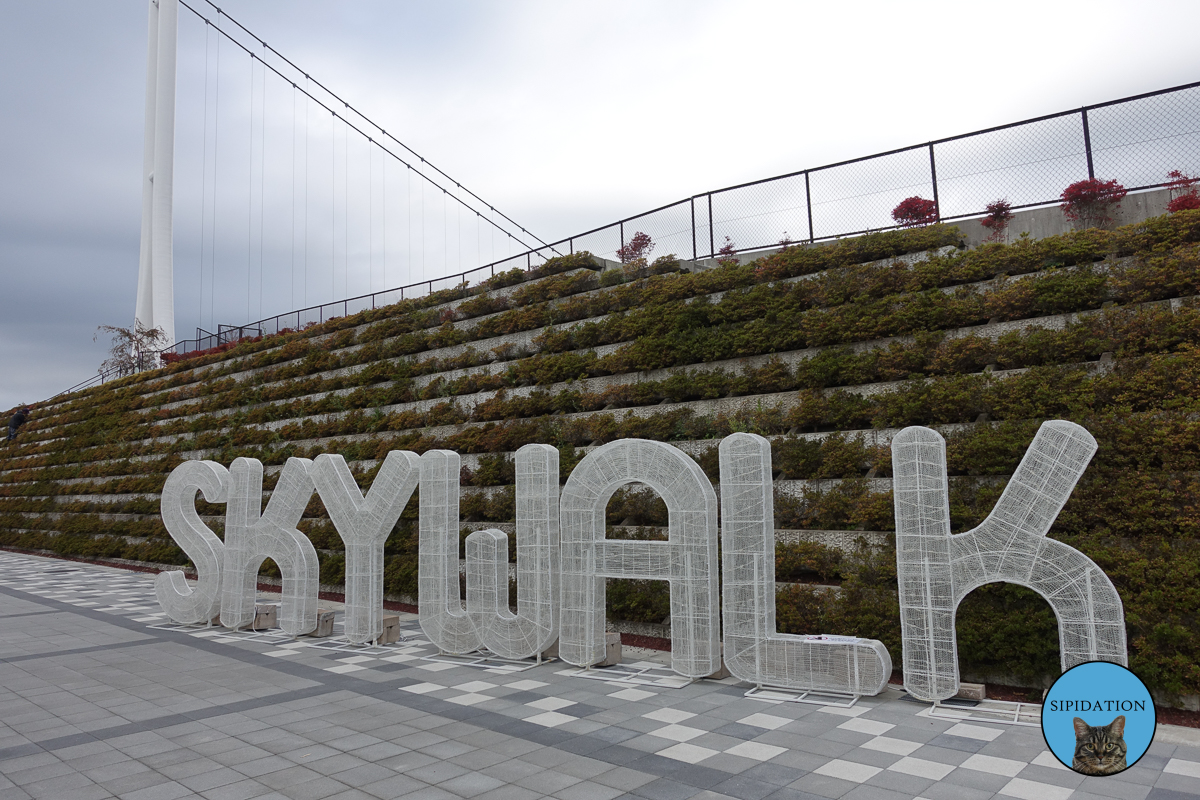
[892,421,1127,702]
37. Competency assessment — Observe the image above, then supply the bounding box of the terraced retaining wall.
[4,210,1200,707]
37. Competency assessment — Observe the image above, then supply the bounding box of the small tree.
[1060,178,1127,229]
[95,321,168,376]
[1166,170,1200,213]
[617,231,654,264]
[892,196,938,228]
[716,236,738,266]
[980,199,1014,242]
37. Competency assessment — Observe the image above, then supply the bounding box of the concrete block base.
[601,632,622,666]
[377,614,400,644]
[240,604,277,631]
[307,608,335,638]
[956,682,987,701]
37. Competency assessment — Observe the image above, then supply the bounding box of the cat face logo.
[1072,715,1127,776]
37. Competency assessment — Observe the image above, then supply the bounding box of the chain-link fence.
[69,79,1199,390]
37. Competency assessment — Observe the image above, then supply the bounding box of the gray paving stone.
[0,556,1192,800]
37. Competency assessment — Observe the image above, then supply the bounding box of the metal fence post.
[929,144,941,220]
[690,198,696,261]
[707,194,714,258]
[619,221,625,255]
[1082,108,1095,180]
[804,172,814,242]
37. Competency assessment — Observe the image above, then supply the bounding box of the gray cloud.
[3,0,1199,410]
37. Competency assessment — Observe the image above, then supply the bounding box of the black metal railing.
[60,79,1200,399]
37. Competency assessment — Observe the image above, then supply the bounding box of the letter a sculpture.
[892,420,1127,703]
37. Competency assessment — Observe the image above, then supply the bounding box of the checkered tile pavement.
[1,551,1197,800]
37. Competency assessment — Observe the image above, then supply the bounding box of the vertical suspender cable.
[303,77,310,310]
[406,165,411,288]
[383,146,387,290]
[369,139,374,292]
[210,18,221,332]
[257,42,266,321]
[290,83,296,310]
[344,118,348,298]
[198,20,211,335]
[330,109,335,303]
[247,52,253,325]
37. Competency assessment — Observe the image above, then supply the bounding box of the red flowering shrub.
[617,231,654,264]
[160,336,262,366]
[716,236,738,267]
[1166,170,1200,213]
[1059,178,1127,228]
[891,196,938,228]
[980,199,1014,242]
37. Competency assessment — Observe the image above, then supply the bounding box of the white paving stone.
[1031,751,1069,771]
[887,756,956,780]
[657,743,719,763]
[960,753,1026,777]
[648,724,705,743]
[526,697,574,711]
[814,759,882,783]
[525,711,576,727]
[724,742,787,761]
[643,708,695,724]
[998,777,1074,800]
[838,717,894,736]
[737,713,792,730]
[944,722,1005,741]
[861,736,922,756]
[1165,758,1200,778]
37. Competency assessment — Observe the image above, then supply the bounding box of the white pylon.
[135,0,178,349]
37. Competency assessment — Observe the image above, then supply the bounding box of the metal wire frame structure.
[891,421,1127,704]
[62,79,1200,397]
[168,79,1200,349]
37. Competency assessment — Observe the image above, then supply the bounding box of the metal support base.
[744,685,861,707]
[928,698,1041,727]
[560,661,693,688]
[421,650,551,673]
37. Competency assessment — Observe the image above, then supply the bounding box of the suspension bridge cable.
[258,41,266,321]
[246,51,253,325]
[406,164,412,288]
[383,144,387,290]
[210,17,221,331]
[197,19,211,335]
[344,118,349,298]
[290,82,296,309]
[369,136,374,293]
[303,76,310,309]
[330,108,335,304]
[179,0,554,257]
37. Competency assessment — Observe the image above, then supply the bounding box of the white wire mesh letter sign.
[418,450,482,654]
[312,451,420,644]
[155,460,230,624]
[892,421,1128,703]
[466,444,560,659]
[559,439,721,678]
[220,457,321,636]
[719,433,893,695]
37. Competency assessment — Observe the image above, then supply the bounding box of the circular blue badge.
[1041,661,1155,775]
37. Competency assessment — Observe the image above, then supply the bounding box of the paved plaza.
[0,552,1197,800]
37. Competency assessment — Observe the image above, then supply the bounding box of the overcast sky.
[3,0,1199,413]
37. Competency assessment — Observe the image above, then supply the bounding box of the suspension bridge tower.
[135,0,178,348]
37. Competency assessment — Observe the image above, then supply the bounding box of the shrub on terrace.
[891,196,938,228]
[1060,178,1128,229]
